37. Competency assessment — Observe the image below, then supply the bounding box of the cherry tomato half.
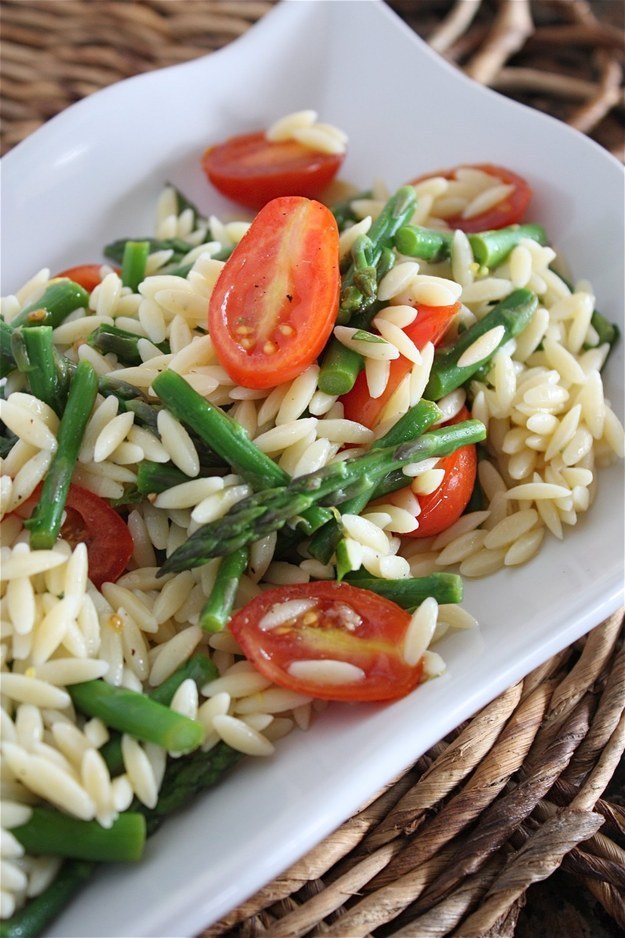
[15,483,133,589]
[209,196,340,389]
[202,131,345,210]
[341,303,460,429]
[410,164,532,233]
[54,264,119,292]
[229,581,424,702]
[391,406,478,538]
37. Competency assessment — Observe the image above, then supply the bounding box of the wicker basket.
[1,2,623,936]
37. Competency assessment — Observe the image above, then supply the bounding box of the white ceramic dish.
[2,1,624,935]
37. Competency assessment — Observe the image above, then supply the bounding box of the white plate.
[2,1,624,935]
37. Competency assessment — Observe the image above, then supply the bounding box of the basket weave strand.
[203,609,624,937]
[1,2,623,936]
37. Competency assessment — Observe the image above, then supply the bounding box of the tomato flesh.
[209,196,340,389]
[54,264,118,292]
[229,581,424,702]
[15,483,133,589]
[410,164,532,233]
[202,131,345,210]
[341,303,459,429]
[391,407,477,538]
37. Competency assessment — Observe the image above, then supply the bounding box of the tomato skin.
[15,484,133,589]
[202,131,345,210]
[341,303,459,429]
[209,196,340,390]
[410,164,532,233]
[396,407,477,538]
[54,264,118,292]
[229,581,424,702]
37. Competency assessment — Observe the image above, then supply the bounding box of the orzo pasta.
[1,113,623,932]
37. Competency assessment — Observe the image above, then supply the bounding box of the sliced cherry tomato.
[229,581,424,702]
[391,406,477,538]
[341,303,460,429]
[202,131,345,210]
[14,483,133,589]
[410,164,532,233]
[54,264,119,292]
[209,196,340,389]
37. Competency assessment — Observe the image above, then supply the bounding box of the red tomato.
[341,303,459,429]
[393,407,477,538]
[54,264,119,292]
[228,581,424,702]
[410,164,532,233]
[15,484,133,589]
[209,196,340,390]
[202,131,345,210]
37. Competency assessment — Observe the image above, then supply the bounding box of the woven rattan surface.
[1,2,624,936]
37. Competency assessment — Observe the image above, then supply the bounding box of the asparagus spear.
[0,319,16,378]
[100,653,217,774]
[200,547,249,632]
[0,861,95,938]
[152,369,332,534]
[159,418,486,574]
[330,188,373,229]
[394,222,547,267]
[3,318,152,408]
[11,326,69,416]
[318,187,417,397]
[308,399,442,563]
[11,808,146,863]
[68,680,205,753]
[121,240,150,292]
[24,360,98,549]
[424,288,538,400]
[344,571,463,608]
[337,186,417,323]
[10,280,89,330]
[87,323,169,365]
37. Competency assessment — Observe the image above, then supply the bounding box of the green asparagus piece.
[68,680,205,753]
[588,309,620,351]
[121,240,150,292]
[1,320,15,378]
[337,186,417,323]
[330,189,373,229]
[87,323,169,365]
[394,223,547,268]
[3,317,151,407]
[10,280,89,329]
[159,419,486,574]
[136,459,197,495]
[11,808,146,863]
[12,327,69,415]
[100,652,217,774]
[152,369,332,534]
[24,360,98,549]
[394,225,454,263]
[468,224,547,268]
[0,861,94,938]
[424,288,538,400]
[200,547,249,632]
[318,187,418,397]
[0,430,18,459]
[151,653,217,704]
[551,270,620,354]
[308,400,442,563]
[104,236,195,266]
[344,572,463,608]
[141,741,243,829]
